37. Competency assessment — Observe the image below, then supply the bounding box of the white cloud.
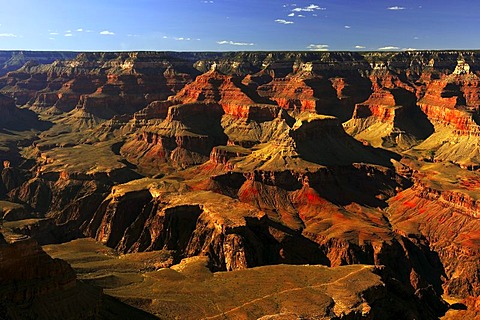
[48,37,55,40]
[100,30,115,35]
[307,44,329,51]
[292,4,326,12]
[306,4,323,10]
[275,19,294,24]
[403,48,418,51]
[86,30,94,33]
[175,37,191,41]
[162,36,168,39]
[378,46,400,50]
[355,45,366,49]
[387,6,405,10]
[344,25,351,29]
[49,32,59,35]
[0,33,17,38]
[413,36,419,40]
[288,13,295,17]
[298,14,305,17]
[76,28,83,32]
[203,0,213,3]
[64,33,73,37]
[217,40,254,46]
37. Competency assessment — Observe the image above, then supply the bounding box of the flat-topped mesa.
[290,113,346,140]
[166,102,224,122]
[84,183,330,271]
[288,113,396,167]
[209,145,251,167]
[223,112,396,179]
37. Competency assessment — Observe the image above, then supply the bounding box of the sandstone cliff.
[1,50,480,318]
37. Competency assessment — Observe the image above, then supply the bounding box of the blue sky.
[0,0,479,51]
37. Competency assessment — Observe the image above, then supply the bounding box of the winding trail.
[202,265,372,320]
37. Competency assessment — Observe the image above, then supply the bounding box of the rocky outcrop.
[0,51,78,76]
[3,50,480,318]
[344,89,434,150]
[83,182,329,271]
[0,93,49,131]
[0,233,102,319]
[387,163,480,298]
[0,52,198,122]
[121,102,227,171]
[418,77,480,133]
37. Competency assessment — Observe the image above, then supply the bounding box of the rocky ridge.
[1,50,480,318]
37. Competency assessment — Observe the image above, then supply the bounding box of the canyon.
[0,50,480,319]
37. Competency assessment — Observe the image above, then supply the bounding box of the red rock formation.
[85,185,312,269]
[416,71,480,134]
[4,51,480,318]
[387,163,480,298]
[257,76,317,112]
[172,69,277,120]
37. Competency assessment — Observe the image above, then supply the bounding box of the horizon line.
[1,49,480,54]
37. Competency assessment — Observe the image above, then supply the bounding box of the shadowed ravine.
[1,50,480,319]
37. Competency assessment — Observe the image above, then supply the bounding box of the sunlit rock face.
[2,50,480,319]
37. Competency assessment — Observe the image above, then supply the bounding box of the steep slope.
[2,50,480,318]
[412,62,480,168]
[1,52,197,122]
[120,68,276,172]
[388,160,480,298]
[343,71,434,150]
[0,232,102,319]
